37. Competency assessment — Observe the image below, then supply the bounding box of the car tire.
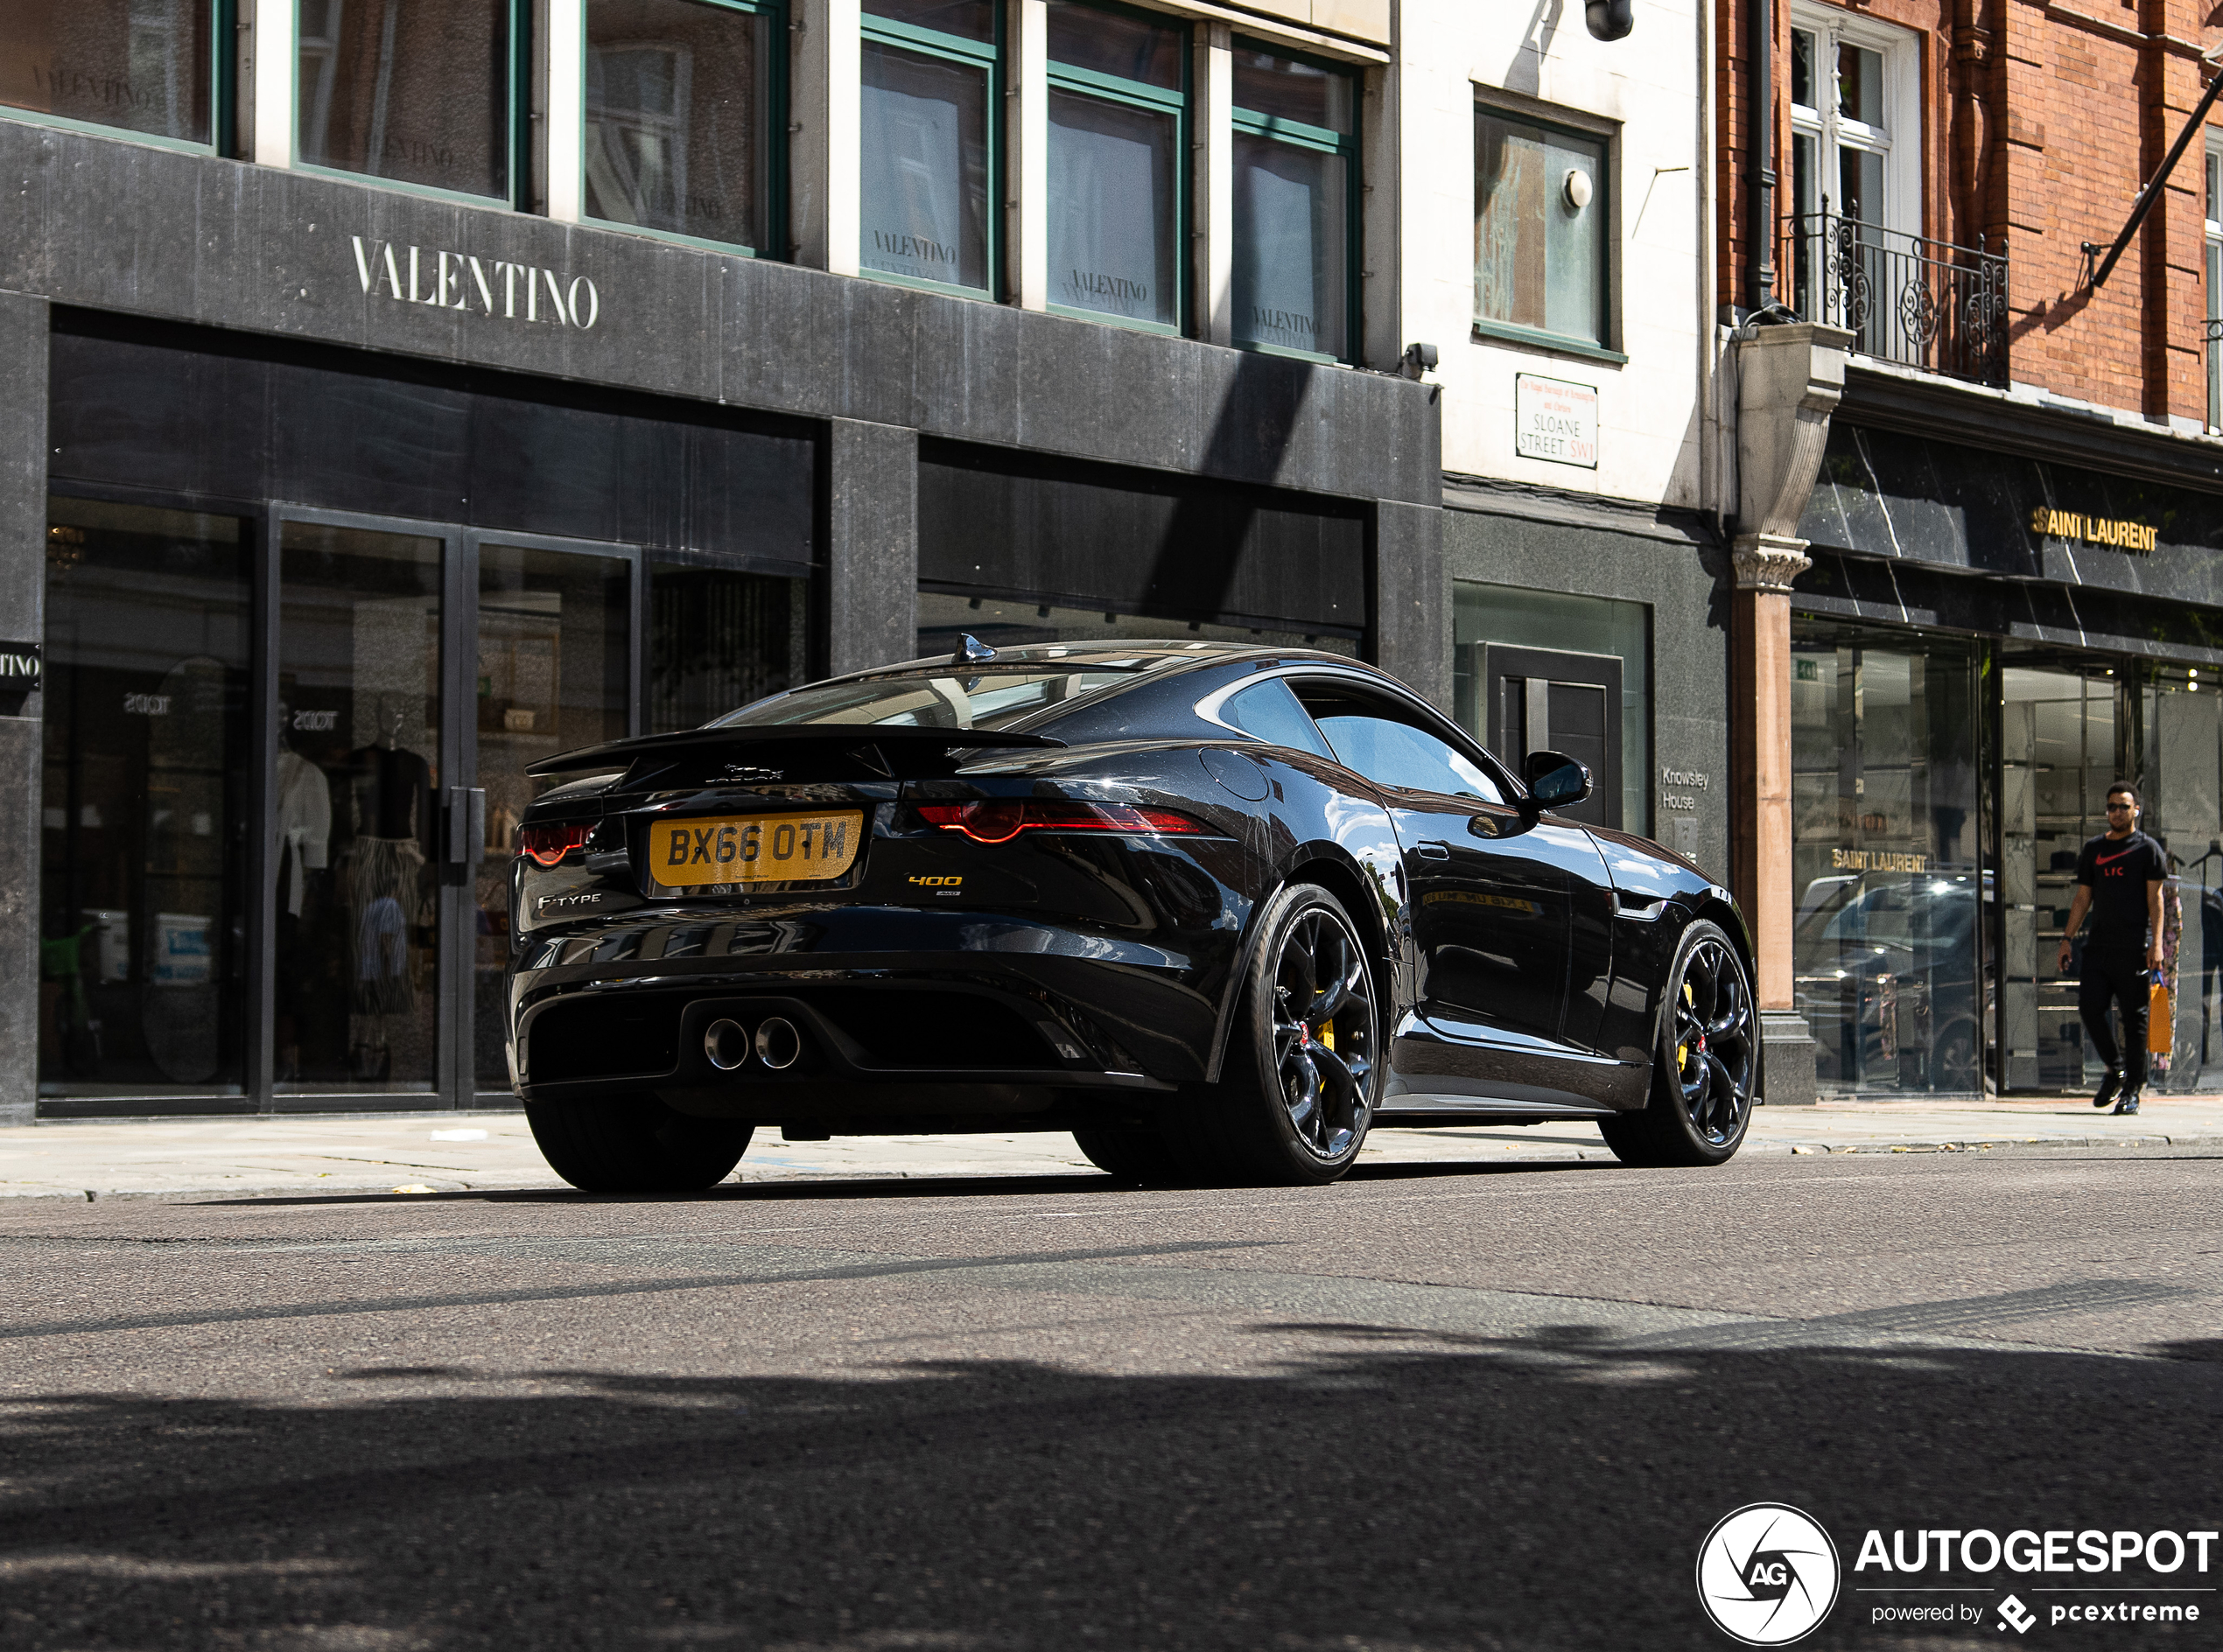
[1598,919,1757,1168]
[526,1094,754,1193]
[1191,883,1382,1186]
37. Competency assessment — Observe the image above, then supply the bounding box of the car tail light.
[517,821,595,866]
[914,800,1215,844]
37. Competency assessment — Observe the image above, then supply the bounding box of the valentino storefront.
[1783,367,2223,1099]
[0,105,1436,1121]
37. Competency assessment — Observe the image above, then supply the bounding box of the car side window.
[1221,679,1333,756]
[1291,686,1505,803]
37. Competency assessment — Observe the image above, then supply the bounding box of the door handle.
[448,787,487,866]
[1416,842,1451,860]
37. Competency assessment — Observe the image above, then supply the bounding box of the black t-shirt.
[2074,830,2166,951]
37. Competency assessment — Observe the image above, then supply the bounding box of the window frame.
[291,0,531,208]
[1042,0,1190,338]
[1229,36,1360,367]
[1786,3,1920,243]
[1470,97,1620,363]
[575,0,789,260]
[0,0,236,157]
[859,2,1006,302]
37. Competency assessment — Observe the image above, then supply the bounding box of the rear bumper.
[508,906,1228,1116]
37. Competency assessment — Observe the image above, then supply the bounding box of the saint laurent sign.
[0,641,40,691]
[349,237,603,329]
[2026,507,2157,555]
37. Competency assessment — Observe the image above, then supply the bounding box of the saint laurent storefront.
[0,120,1437,1121]
[1784,368,2223,1100]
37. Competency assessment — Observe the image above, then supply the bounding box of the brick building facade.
[1714,0,2223,1104]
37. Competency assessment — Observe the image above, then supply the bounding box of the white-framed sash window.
[1787,4,1918,317]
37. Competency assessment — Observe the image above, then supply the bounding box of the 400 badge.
[651,811,864,889]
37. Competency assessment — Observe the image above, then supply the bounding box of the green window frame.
[0,0,236,156]
[1230,38,1359,366]
[1044,0,1189,337]
[292,0,530,209]
[577,0,788,259]
[859,3,1004,301]
[1473,102,1621,364]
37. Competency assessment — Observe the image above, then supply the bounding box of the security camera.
[1401,342,1439,379]
[1586,0,1634,40]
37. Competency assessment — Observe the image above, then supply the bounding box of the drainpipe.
[1750,0,1775,310]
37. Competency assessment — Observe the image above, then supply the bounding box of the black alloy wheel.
[526,1094,754,1193]
[1599,919,1757,1168]
[1195,884,1380,1185]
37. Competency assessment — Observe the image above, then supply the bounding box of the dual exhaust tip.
[705,1015,804,1074]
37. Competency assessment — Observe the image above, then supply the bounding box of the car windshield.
[711,668,1133,732]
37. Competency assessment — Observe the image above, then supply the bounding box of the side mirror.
[1524,749,1592,811]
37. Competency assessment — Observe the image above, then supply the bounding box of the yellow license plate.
[649,811,865,889]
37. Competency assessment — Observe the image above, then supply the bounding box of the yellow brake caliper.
[1320,1022,1336,1051]
[1677,981,1694,1070]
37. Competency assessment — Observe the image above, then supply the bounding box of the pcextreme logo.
[1697,1504,1842,1645]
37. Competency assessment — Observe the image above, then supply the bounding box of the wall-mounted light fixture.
[1585,0,1634,40]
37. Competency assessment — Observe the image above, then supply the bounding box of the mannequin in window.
[272,700,333,1083]
[340,696,436,1082]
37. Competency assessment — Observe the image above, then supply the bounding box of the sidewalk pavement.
[4,1094,2219,1200]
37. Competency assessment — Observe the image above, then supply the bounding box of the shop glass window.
[860,0,998,297]
[0,0,217,148]
[649,564,810,731]
[473,543,634,1090]
[585,0,782,254]
[41,499,251,1099]
[1045,1,1186,332]
[1790,622,1981,1098]
[1231,45,1356,361]
[297,0,517,201]
[915,591,1359,658]
[1452,582,1646,836]
[1473,108,1608,351]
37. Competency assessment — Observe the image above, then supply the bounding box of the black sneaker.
[2093,1068,2121,1110]
[2113,1090,2142,1116]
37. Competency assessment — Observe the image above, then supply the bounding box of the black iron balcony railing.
[1780,210,2010,388]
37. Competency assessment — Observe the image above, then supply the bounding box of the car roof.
[848,640,1364,677]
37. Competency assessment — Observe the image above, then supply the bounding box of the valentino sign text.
[349,237,603,329]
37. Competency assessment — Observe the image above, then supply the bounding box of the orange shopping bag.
[2149,970,2172,1056]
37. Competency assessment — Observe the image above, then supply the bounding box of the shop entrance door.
[272,514,635,1106]
[1479,645,1623,830]
[1994,658,2123,1093]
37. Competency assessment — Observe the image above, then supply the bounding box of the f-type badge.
[538,892,604,912]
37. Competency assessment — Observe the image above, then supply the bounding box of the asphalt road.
[0,1149,2218,1650]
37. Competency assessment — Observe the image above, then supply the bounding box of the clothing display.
[275,748,333,918]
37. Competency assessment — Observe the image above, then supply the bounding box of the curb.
[1771,1132,2223,1155]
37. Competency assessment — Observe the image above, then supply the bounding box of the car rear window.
[712,668,1131,732]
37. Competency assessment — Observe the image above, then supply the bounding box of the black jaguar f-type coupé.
[508,640,1760,1189]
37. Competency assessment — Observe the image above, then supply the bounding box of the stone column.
[1372,498,1448,711]
[825,418,919,676]
[1007,0,1048,311]
[0,294,46,1127]
[1730,322,1850,1107]
[791,0,863,275]
[1193,24,1234,346]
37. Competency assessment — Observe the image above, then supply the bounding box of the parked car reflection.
[1793,871,1981,1094]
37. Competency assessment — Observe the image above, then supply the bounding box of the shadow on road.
[1,1330,2217,1649]
[200,1158,1623,1210]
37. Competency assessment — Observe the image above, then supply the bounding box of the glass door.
[1994,654,2122,1093]
[275,520,450,1098]
[470,536,636,1100]
[274,516,637,1106]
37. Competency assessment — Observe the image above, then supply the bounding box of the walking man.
[2058,782,2167,1115]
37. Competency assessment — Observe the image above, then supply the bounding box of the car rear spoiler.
[526,724,1067,780]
